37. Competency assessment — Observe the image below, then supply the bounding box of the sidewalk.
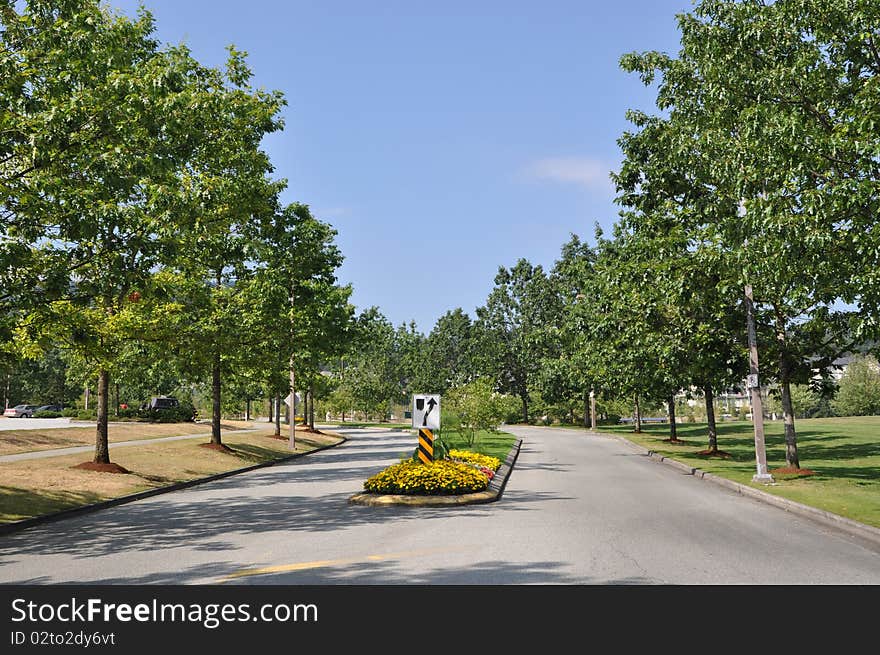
[0,427,262,463]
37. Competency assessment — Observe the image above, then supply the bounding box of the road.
[0,425,877,584]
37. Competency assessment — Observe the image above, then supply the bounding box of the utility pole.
[289,282,296,451]
[745,284,773,484]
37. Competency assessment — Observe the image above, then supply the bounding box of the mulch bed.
[770,466,816,478]
[71,462,131,474]
[695,448,733,458]
[662,438,689,444]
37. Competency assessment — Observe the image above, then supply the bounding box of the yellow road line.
[219,546,470,582]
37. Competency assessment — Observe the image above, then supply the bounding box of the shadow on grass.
[0,485,106,523]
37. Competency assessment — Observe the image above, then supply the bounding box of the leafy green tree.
[167,48,285,447]
[833,355,880,416]
[542,234,600,428]
[618,0,880,467]
[5,1,216,464]
[418,308,477,394]
[475,259,559,423]
[252,202,353,434]
[338,308,401,421]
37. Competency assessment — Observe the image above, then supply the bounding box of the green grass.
[559,417,880,529]
[436,429,517,463]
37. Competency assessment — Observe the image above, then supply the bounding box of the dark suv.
[148,397,179,410]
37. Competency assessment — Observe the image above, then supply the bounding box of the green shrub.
[364,460,489,495]
[150,401,197,423]
[33,410,63,418]
[61,408,79,417]
[76,410,96,420]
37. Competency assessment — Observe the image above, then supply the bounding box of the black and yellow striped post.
[417,428,434,464]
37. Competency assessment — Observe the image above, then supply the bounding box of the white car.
[4,404,40,418]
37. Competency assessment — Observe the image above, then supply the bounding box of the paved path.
[0,417,87,431]
[0,425,877,584]
[0,428,262,462]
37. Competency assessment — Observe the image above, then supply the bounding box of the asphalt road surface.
[1,424,878,584]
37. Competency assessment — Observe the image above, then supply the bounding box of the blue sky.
[112,0,694,333]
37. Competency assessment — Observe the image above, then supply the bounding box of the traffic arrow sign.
[412,394,440,430]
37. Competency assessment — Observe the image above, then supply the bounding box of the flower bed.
[363,449,504,496]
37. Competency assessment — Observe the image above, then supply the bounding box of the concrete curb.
[0,432,348,537]
[593,429,880,550]
[348,439,523,507]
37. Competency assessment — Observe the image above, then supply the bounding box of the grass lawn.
[561,416,880,529]
[0,425,344,524]
[436,429,518,463]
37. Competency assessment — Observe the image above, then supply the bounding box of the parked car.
[35,404,63,413]
[4,404,40,418]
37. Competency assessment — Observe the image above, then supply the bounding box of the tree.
[475,259,559,423]
[618,0,880,468]
[420,308,478,394]
[168,46,285,448]
[253,202,353,435]
[613,109,748,450]
[338,308,401,421]
[542,234,600,429]
[5,0,218,466]
[833,355,880,416]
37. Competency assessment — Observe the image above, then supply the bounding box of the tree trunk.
[590,389,597,431]
[633,394,642,433]
[583,390,589,428]
[211,346,222,445]
[114,383,120,417]
[667,395,677,441]
[309,384,315,430]
[780,378,800,468]
[274,394,281,437]
[245,398,251,421]
[521,394,529,424]
[267,397,274,422]
[94,370,110,464]
[704,384,718,452]
[776,310,800,469]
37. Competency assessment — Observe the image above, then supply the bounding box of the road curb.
[348,438,523,507]
[592,429,880,550]
[0,432,348,537]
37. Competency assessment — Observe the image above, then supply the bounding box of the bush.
[77,410,96,420]
[444,378,510,445]
[364,460,489,495]
[144,401,197,423]
[33,410,63,418]
[61,408,79,417]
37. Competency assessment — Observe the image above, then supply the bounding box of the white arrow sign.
[412,394,440,430]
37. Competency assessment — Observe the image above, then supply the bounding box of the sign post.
[412,394,440,464]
